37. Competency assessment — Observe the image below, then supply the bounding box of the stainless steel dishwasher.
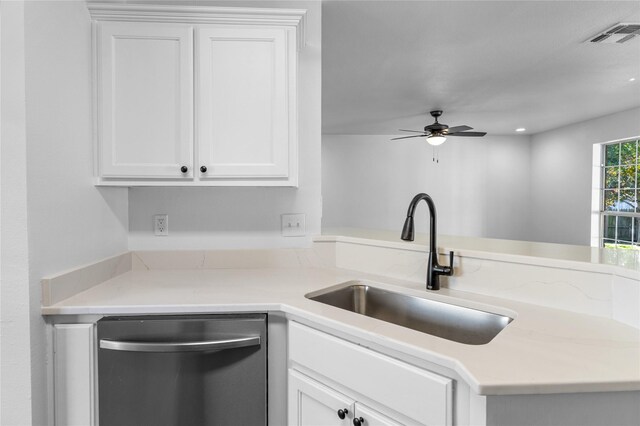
[97,314,267,426]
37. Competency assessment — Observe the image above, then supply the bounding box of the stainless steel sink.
[306,282,513,345]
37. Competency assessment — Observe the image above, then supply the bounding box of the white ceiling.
[322,1,640,136]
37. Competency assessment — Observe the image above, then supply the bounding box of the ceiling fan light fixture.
[390,111,485,143]
[427,135,446,146]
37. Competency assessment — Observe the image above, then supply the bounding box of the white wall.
[529,107,640,245]
[127,0,322,250]
[0,2,130,424]
[1,2,33,424]
[322,134,531,240]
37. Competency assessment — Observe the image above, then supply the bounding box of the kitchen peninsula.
[43,231,640,426]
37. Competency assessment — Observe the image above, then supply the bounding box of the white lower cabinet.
[355,403,405,426]
[289,370,354,426]
[288,322,453,426]
[52,323,96,426]
[289,370,403,426]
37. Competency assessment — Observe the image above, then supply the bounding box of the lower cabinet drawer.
[289,322,452,426]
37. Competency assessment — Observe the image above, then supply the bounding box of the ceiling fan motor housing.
[425,110,447,133]
[425,124,448,132]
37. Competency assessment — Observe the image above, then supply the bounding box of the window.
[600,138,639,249]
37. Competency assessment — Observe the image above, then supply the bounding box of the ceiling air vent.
[588,23,640,44]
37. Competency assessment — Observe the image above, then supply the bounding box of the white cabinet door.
[288,370,355,426]
[96,22,193,179]
[196,26,297,184]
[355,403,405,426]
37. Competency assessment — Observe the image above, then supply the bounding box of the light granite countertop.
[42,260,640,396]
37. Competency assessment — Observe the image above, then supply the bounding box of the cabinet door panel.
[355,403,406,426]
[53,324,96,426]
[97,22,193,178]
[288,370,354,426]
[197,26,294,180]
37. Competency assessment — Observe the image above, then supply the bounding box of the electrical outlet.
[281,213,305,237]
[154,214,169,236]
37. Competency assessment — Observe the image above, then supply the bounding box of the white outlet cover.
[154,214,169,236]
[281,213,305,237]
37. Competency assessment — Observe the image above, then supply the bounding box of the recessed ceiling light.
[630,78,637,82]
[516,128,526,132]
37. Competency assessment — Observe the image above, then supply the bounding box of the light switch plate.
[281,214,305,237]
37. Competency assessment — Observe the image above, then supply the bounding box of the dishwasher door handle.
[99,336,260,353]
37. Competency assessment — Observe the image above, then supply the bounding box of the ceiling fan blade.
[447,131,487,137]
[445,125,472,133]
[390,134,428,140]
[399,129,427,133]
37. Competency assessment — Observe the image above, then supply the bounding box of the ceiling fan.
[391,110,486,146]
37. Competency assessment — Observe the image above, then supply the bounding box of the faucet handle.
[432,251,455,277]
[446,251,455,275]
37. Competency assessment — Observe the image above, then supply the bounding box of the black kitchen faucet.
[401,193,454,290]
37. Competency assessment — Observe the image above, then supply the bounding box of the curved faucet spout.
[400,193,454,290]
[401,193,438,252]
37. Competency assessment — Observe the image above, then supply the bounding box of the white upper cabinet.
[197,26,296,183]
[89,4,304,186]
[96,22,194,179]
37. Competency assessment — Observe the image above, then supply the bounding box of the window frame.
[595,137,639,249]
